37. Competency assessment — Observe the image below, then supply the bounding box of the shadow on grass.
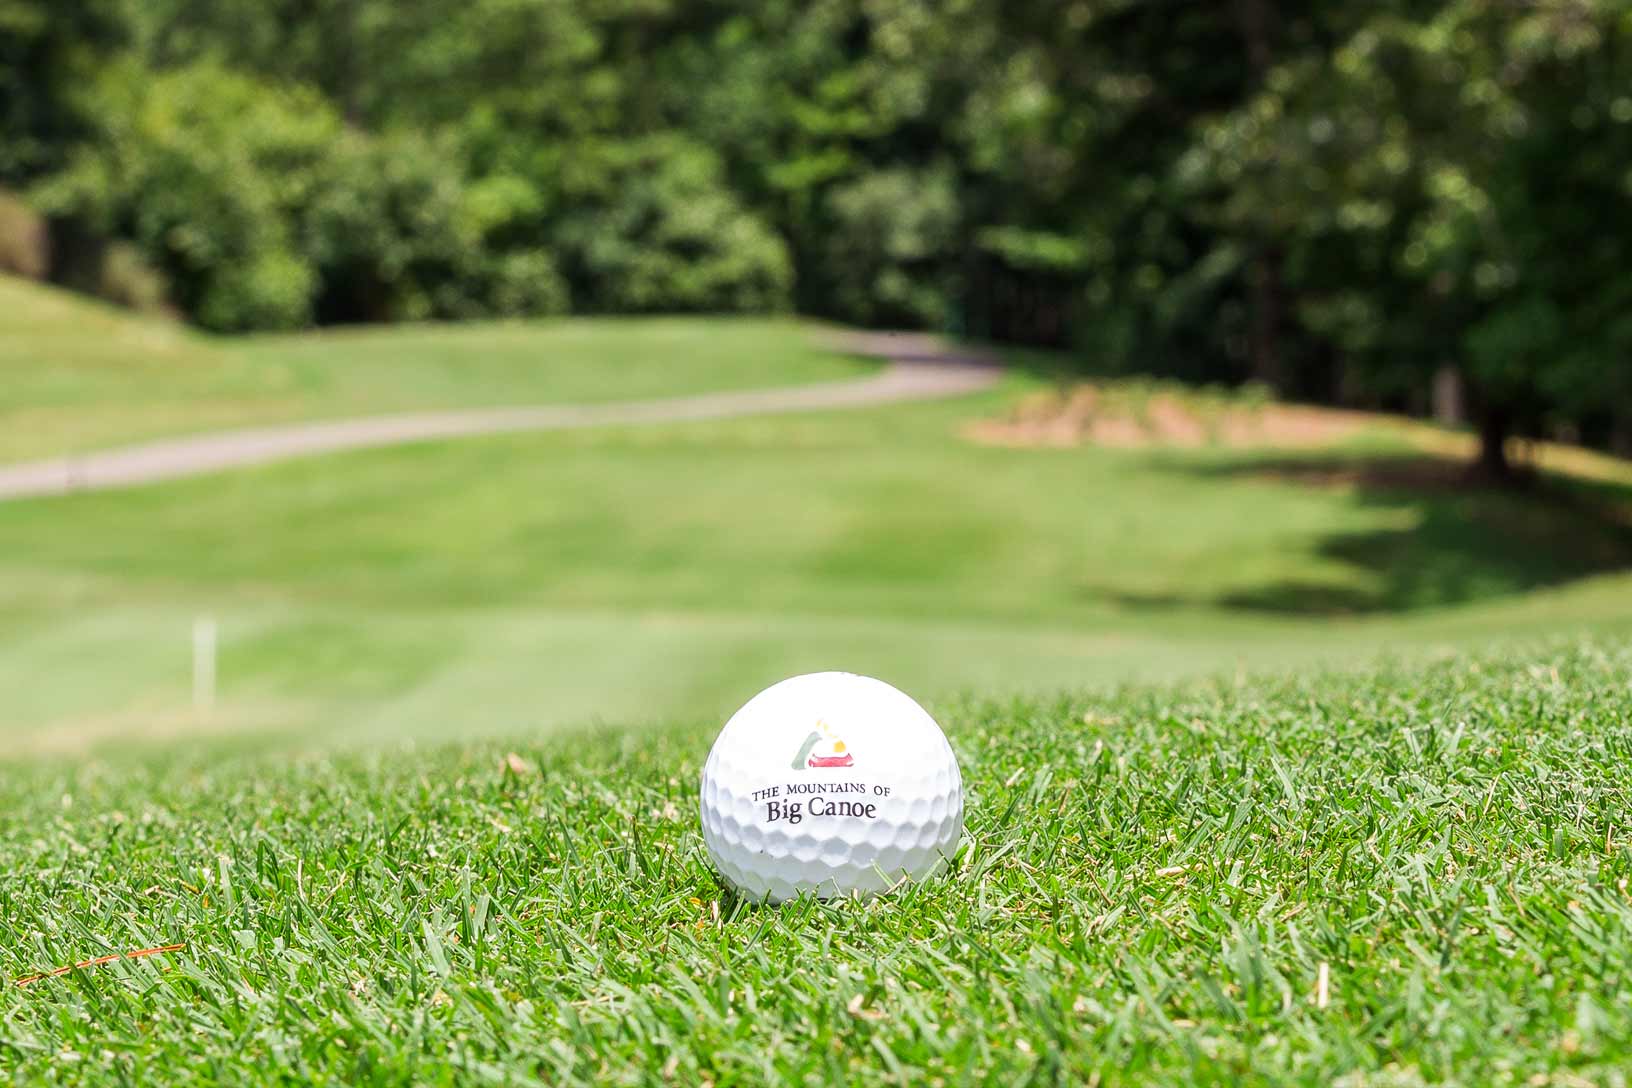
[1133,453,1632,615]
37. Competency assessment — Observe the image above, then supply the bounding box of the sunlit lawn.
[5,377,1632,750]
[4,642,1630,1083]
[0,275,867,462]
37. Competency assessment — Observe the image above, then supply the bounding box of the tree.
[948,0,1263,362]
[0,0,127,184]
[1193,0,1632,478]
[11,0,1632,478]
[552,135,792,313]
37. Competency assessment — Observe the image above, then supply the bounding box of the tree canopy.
[4,0,1629,472]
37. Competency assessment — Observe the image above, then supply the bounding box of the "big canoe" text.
[751,780,892,825]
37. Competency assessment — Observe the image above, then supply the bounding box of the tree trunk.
[1475,406,1514,482]
[1431,364,1464,425]
[1612,416,1632,459]
[1235,0,1284,393]
[1247,247,1284,391]
[1235,0,1274,73]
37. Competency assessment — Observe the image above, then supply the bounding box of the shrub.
[821,165,960,328]
[0,189,49,279]
[302,131,486,323]
[33,61,337,330]
[486,250,571,318]
[197,250,313,331]
[96,240,170,313]
[554,136,792,314]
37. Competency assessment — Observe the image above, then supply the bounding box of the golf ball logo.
[791,719,854,769]
[700,672,963,901]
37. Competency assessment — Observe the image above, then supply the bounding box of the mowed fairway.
[0,276,868,462]
[4,643,1631,1083]
[5,280,1632,750]
[7,396,1632,748]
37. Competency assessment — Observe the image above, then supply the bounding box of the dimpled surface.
[700,672,963,902]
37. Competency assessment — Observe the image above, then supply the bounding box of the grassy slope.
[0,275,867,462]
[5,378,1632,749]
[4,276,1632,742]
[4,641,1630,1084]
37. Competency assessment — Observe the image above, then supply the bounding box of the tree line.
[5,0,1629,474]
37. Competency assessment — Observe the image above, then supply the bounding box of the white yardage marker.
[193,616,217,714]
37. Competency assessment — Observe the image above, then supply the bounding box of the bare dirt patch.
[967,384,1371,450]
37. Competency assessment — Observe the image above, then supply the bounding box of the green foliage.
[554,137,792,313]
[1193,0,1632,457]
[300,131,486,323]
[10,0,1632,459]
[129,0,607,132]
[201,250,315,332]
[0,0,127,183]
[823,165,959,327]
[34,61,337,330]
[30,64,580,329]
[485,250,572,319]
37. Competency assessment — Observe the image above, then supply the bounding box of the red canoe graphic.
[808,752,854,768]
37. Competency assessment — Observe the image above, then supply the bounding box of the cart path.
[0,333,1000,501]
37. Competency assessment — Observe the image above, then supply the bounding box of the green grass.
[0,275,867,462]
[5,374,1632,750]
[4,640,1631,1084]
[6,281,1632,1081]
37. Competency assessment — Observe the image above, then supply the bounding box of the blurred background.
[2,0,1630,753]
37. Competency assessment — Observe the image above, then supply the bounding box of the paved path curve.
[0,333,999,501]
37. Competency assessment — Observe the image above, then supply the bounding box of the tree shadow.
[1147,453,1632,615]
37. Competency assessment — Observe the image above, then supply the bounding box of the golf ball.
[699,672,963,902]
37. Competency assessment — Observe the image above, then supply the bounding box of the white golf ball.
[699,672,963,902]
